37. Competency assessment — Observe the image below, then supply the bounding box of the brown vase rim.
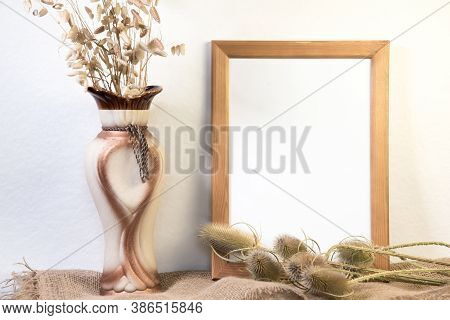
[88,86,163,110]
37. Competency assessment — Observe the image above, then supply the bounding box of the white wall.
[0,0,449,281]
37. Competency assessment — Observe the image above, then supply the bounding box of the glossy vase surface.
[85,87,164,295]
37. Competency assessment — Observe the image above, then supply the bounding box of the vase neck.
[98,110,149,128]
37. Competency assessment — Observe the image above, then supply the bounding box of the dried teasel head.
[335,239,375,267]
[286,252,325,283]
[301,265,353,299]
[198,223,258,258]
[246,249,282,281]
[273,234,307,259]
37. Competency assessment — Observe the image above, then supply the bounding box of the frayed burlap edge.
[1,264,39,300]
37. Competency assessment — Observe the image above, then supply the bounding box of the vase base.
[100,285,162,296]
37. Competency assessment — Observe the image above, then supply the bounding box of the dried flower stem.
[330,262,447,286]
[326,244,450,267]
[379,241,450,251]
[349,268,450,284]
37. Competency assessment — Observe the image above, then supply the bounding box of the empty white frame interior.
[229,58,371,250]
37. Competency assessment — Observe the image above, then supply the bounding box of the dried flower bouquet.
[199,223,450,299]
[24,0,184,98]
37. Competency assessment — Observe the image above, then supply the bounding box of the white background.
[0,0,449,282]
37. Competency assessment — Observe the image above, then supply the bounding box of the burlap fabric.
[4,266,449,300]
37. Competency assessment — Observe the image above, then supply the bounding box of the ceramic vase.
[85,86,164,295]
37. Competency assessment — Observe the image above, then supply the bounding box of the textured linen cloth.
[3,268,449,300]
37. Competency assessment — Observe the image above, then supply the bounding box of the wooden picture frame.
[211,41,389,279]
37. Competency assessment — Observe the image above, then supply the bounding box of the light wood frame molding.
[211,41,389,279]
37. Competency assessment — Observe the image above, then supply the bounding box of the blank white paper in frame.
[229,58,371,250]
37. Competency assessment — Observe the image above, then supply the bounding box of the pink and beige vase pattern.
[85,87,164,295]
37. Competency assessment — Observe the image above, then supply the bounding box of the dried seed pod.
[246,249,281,281]
[117,58,128,66]
[38,8,48,17]
[82,28,92,41]
[171,44,185,56]
[120,31,131,46]
[179,43,186,55]
[128,0,144,7]
[130,48,145,65]
[113,44,121,56]
[122,17,131,26]
[59,9,70,24]
[67,70,86,77]
[96,4,104,20]
[121,6,128,19]
[70,61,84,69]
[145,38,164,53]
[198,223,258,257]
[150,6,160,23]
[94,26,106,34]
[336,239,375,267]
[287,252,325,283]
[23,0,32,12]
[97,38,107,46]
[140,28,148,38]
[41,0,54,5]
[139,5,149,15]
[64,49,76,61]
[52,3,63,10]
[131,9,143,25]
[124,86,143,98]
[85,6,94,20]
[153,50,167,57]
[273,234,307,259]
[301,265,352,299]
[114,3,121,15]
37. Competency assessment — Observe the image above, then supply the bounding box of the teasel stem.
[378,241,450,251]
[290,281,309,291]
[326,244,450,267]
[350,268,450,284]
[330,262,447,286]
[210,246,256,263]
[230,222,261,246]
